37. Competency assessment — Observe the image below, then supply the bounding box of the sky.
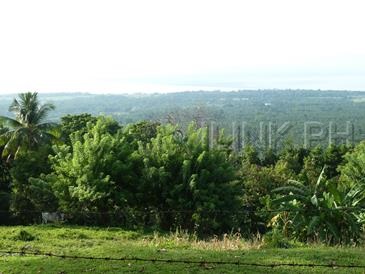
[0,0,365,94]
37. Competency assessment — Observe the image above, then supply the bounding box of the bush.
[13,230,36,241]
[263,228,292,248]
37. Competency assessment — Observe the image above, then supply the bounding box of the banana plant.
[269,167,365,244]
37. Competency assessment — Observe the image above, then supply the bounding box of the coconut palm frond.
[0,92,58,159]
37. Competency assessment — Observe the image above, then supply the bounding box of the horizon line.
[1,88,365,97]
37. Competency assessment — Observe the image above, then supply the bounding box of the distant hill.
[2,90,365,148]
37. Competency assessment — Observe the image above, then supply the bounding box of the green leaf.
[310,194,318,206]
[307,216,320,234]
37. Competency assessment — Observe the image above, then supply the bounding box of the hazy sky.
[0,0,365,94]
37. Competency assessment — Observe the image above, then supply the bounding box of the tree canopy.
[0,92,58,160]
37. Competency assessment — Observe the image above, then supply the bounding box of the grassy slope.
[0,226,364,274]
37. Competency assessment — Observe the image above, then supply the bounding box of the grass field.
[0,226,364,273]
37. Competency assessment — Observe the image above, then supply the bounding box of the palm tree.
[0,92,58,160]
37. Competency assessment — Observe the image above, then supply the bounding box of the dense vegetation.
[1,92,365,246]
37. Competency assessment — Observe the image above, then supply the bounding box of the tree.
[60,113,97,144]
[139,123,242,234]
[9,147,54,222]
[0,136,11,224]
[300,144,350,184]
[239,148,290,235]
[299,146,324,184]
[0,93,58,221]
[278,143,309,175]
[323,144,351,178]
[241,145,260,165]
[38,117,141,225]
[123,121,160,145]
[0,92,58,160]
[0,125,10,187]
[261,148,278,166]
[339,141,365,192]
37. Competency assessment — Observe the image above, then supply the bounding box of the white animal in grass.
[41,212,65,224]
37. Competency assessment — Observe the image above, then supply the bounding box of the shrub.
[263,228,292,248]
[14,230,36,241]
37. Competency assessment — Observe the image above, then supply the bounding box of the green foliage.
[278,144,308,175]
[300,145,351,184]
[139,123,242,234]
[123,120,160,145]
[263,228,293,248]
[60,113,97,144]
[340,141,365,189]
[35,120,242,233]
[2,92,365,242]
[0,144,10,191]
[270,169,365,245]
[261,148,278,166]
[45,117,133,214]
[0,92,58,160]
[9,146,53,221]
[28,177,58,212]
[241,145,260,165]
[323,144,351,178]
[0,129,11,223]
[240,165,285,234]
[13,230,36,241]
[0,191,11,224]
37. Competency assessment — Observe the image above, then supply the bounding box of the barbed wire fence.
[0,250,364,269]
[0,208,365,270]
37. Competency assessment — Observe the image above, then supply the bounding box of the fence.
[0,250,364,269]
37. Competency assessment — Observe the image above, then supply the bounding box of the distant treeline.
[1,90,365,149]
